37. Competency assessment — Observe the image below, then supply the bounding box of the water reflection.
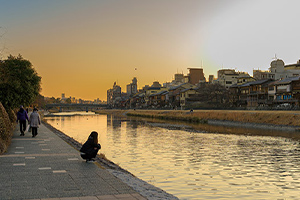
[44,112,300,200]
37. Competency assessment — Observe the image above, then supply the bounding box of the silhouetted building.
[208,75,214,83]
[151,81,161,88]
[187,68,206,84]
[174,73,184,83]
[107,82,121,106]
[126,77,138,96]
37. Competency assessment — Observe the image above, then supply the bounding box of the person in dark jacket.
[16,105,29,136]
[80,131,101,162]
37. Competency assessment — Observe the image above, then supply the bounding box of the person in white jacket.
[29,108,41,137]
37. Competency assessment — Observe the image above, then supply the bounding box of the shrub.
[0,102,13,154]
[7,108,17,124]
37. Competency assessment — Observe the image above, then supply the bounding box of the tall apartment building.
[107,82,121,105]
[174,73,184,83]
[126,77,138,96]
[187,68,206,84]
[208,75,214,83]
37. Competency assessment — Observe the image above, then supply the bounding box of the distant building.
[187,68,206,84]
[167,82,196,108]
[162,81,172,88]
[216,69,251,88]
[71,97,76,103]
[253,69,273,80]
[144,81,166,106]
[151,81,161,88]
[93,98,102,104]
[62,93,66,100]
[163,73,186,89]
[285,59,300,70]
[107,82,121,106]
[273,76,300,106]
[236,76,256,85]
[254,59,300,80]
[174,73,184,83]
[208,75,214,83]
[270,59,285,79]
[126,77,138,96]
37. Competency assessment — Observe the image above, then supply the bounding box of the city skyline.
[1,0,300,100]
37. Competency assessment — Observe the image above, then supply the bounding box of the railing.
[273,99,298,103]
[249,91,266,95]
[45,103,107,109]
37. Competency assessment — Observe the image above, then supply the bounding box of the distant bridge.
[45,103,107,112]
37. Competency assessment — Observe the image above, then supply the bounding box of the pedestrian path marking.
[13,138,38,141]
[68,158,79,161]
[39,167,51,170]
[25,157,35,159]
[0,153,78,157]
[13,163,25,166]
[16,147,24,149]
[53,170,67,173]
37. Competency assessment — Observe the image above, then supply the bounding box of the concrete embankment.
[96,109,300,131]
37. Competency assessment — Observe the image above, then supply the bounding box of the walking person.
[16,105,29,136]
[29,108,41,137]
[80,131,101,162]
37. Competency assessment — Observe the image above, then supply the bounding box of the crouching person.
[80,131,101,162]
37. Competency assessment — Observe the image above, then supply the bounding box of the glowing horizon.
[1,0,299,101]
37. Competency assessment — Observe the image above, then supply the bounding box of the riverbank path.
[0,123,147,200]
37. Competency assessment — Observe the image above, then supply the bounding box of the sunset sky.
[1,0,300,101]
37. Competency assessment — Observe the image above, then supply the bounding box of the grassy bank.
[97,109,300,128]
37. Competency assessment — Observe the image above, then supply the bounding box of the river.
[44,111,300,200]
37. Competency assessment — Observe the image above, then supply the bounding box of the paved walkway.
[0,123,147,200]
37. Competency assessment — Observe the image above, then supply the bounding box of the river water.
[44,112,300,200]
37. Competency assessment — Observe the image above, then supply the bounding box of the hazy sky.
[1,0,299,100]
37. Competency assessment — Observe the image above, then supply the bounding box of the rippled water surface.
[44,112,300,200]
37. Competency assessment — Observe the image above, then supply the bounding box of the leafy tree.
[32,94,46,108]
[55,98,61,103]
[66,98,72,104]
[0,55,41,109]
[46,97,56,104]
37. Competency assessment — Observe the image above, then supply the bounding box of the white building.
[215,69,251,88]
[254,59,300,80]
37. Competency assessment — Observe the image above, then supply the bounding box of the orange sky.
[1,0,300,101]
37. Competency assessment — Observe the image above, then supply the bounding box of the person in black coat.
[80,131,101,162]
[16,105,29,136]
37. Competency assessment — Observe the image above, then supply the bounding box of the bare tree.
[195,83,230,107]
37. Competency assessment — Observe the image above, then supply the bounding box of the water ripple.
[45,113,300,200]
